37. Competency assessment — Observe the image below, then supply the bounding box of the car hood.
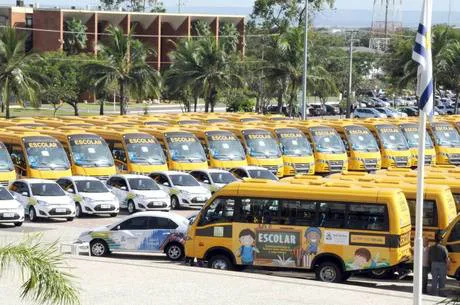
[133,190,169,198]
[35,196,74,205]
[0,199,22,209]
[79,192,117,201]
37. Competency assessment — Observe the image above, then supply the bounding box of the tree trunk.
[193,95,198,112]
[119,81,127,115]
[72,103,79,116]
[277,91,283,114]
[99,100,104,115]
[4,81,10,119]
[455,92,459,115]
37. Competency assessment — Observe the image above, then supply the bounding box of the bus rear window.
[407,199,438,227]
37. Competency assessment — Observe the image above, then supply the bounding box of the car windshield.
[24,137,70,170]
[69,135,114,167]
[128,178,159,191]
[345,126,379,152]
[124,134,166,165]
[244,131,281,158]
[31,183,65,196]
[75,180,109,193]
[0,187,13,200]
[248,169,278,181]
[433,124,460,147]
[170,174,200,187]
[377,126,409,150]
[210,172,237,184]
[310,127,346,153]
[401,126,434,148]
[0,143,14,172]
[166,133,207,163]
[207,132,246,161]
[277,130,313,156]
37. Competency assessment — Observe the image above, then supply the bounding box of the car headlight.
[37,200,48,206]
[136,194,147,201]
[83,197,94,203]
[179,190,190,196]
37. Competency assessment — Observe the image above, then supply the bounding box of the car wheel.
[14,222,23,227]
[171,196,180,210]
[110,213,118,217]
[75,203,85,218]
[90,240,109,257]
[127,200,136,214]
[165,243,184,261]
[208,255,233,270]
[315,262,343,283]
[29,207,38,222]
[67,217,74,222]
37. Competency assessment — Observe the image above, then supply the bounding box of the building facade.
[0,6,245,70]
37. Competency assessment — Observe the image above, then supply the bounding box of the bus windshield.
[310,127,345,154]
[166,132,207,163]
[24,137,70,170]
[124,134,166,165]
[0,187,13,200]
[75,180,109,193]
[432,124,460,147]
[69,135,114,167]
[277,129,313,156]
[244,130,281,159]
[0,143,14,172]
[31,183,65,197]
[207,131,245,161]
[376,126,409,151]
[344,126,379,152]
[400,126,434,148]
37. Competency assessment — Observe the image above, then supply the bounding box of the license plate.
[152,202,162,206]
[3,212,14,218]
[101,204,110,209]
[56,208,66,213]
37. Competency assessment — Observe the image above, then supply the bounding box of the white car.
[353,108,386,118]
[375,107,407,118]
[77,211,189,260]
[56,176,119,218]
[229,166,279,181]
[9,179,75,222]
[149,171,212,210]
[0,186,24,226]
[190,169,238,193]
[106,174,170,214]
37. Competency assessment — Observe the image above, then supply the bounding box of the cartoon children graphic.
[305,227,321,255]
[350,248,371,270]
[237,229,260,265]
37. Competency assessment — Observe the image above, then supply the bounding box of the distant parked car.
[436,105,456,115]
[190,169,238,193]
[375,107,407,118]
[229,166,279,181]
[353,108,386,119]
[398,107,419,117]
[325,104,340,115]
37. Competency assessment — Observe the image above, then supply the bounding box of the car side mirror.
[163,182,169,186]
[21,191,28,196]
[203,180,210,184]
[113,225,121,231]
[120,186,127,191]
[68,188,74,194]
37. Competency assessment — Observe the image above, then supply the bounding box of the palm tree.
[63,18,88,55]
[85,26,161,115]
[0,26,41,119]
[0,236,79,305]
[438,41,460,113]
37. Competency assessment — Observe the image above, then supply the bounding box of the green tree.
[0,237,79,305]
[0,26,41,119]
[63,18,87,55]
[85,26,161,115]
[100,0,165,12]
[438,41,460,112]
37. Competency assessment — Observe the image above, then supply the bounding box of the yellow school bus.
[360,122,412,168]
[138,127,208,171]
[443,214,460,280]
[220,126,284,177]
[327,123,381,171]
[427,121,460,165]
[185,179,411,283]
[0,131,72,179]
[183,127,248,169]
[398,123,436,167]
[265,126,315,176]
[292,124,348,174]
[0,138,18,186]
[36,128,116,180]
[88,128,168,174]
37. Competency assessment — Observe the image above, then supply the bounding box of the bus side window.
[199,198,235,226]
[407,199,438,227]
[238,198,281,225]
[280,200,317,226]
[318,202,346,228]
[347,203,388,231]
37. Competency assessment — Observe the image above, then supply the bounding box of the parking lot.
[0,210,458,305]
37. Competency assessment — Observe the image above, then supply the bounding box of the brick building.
[0,5,245,70]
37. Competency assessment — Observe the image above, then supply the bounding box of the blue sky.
[13,0,460,11]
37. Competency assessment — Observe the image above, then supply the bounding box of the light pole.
[301,0,309,120]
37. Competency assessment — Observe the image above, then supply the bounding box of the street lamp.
[301,0,309,120]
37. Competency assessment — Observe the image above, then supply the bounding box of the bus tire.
[208,255,233,270]
[342,272,352,282]
[315,261,343,283]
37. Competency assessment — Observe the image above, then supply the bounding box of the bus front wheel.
[208,255,233,270]
[315,262,343,283]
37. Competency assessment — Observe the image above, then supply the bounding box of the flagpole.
[413,110,426,305]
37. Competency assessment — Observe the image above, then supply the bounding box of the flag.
[412,0,433,118]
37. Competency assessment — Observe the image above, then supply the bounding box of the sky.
[9,0,460,11]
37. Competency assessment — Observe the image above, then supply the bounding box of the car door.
[107,177,128,208]
[142,216,180,252]
[152,174,171,193]
[10,182,30,212]
[110,216,152,251]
